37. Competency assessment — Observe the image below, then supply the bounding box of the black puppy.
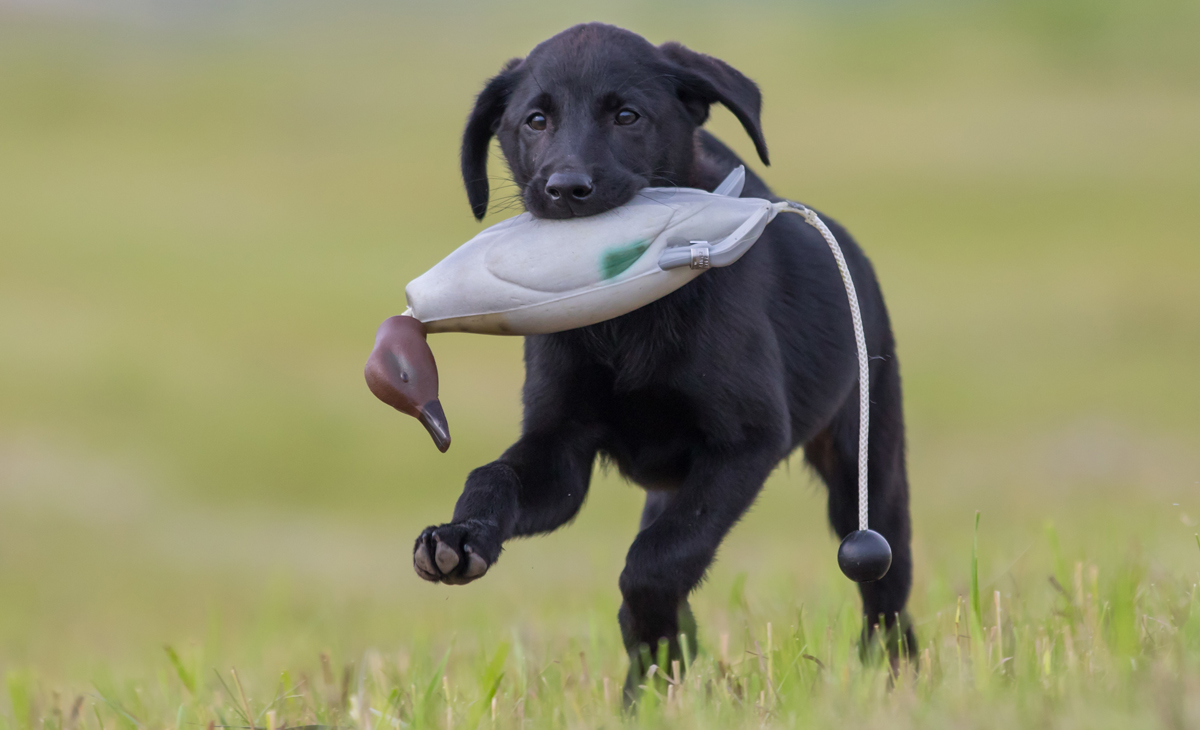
[412,22,915,696]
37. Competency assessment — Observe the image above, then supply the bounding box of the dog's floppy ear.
[659,42,769,166]
[461,58,522,220]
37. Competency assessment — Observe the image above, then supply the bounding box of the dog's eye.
[615,109,639,126]
[526,113,547,131]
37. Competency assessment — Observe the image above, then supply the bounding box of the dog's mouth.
[523,177,645,220]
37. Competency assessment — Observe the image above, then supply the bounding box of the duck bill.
[417,399,451,453]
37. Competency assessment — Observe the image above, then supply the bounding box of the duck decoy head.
[364,315,450,452]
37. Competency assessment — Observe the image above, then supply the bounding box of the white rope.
[783,203,870,532]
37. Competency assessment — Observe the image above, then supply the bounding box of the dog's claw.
[413,542,437,580]
[434,539,460,573]
[464,547,488,579]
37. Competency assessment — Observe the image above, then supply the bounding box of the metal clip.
[689,242,711,270]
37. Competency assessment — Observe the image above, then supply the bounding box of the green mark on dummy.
[600,239,650,279]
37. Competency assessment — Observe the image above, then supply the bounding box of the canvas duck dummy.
[364,166,761,445]
[364,167,893,582]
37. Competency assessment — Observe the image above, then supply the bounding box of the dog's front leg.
[412,422,600,585]
[617,442,779,701]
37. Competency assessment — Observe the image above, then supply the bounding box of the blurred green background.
[1,0,1198,690]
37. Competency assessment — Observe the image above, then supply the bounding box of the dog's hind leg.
[805,343,916,665]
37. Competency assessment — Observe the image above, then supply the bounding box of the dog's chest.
[599,385,698,490]
[561,297,710,487]
[573,300,691,391]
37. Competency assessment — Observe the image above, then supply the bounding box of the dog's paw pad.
[434,539,460,573]
[413,541,438,581]
[463,546,488,579]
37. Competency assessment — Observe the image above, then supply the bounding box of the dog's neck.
[687,132,739,192]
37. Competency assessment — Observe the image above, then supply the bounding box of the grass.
[2,0,1200,727]
[7,525,1199,729]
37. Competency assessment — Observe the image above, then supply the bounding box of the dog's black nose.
[545,172,594,201]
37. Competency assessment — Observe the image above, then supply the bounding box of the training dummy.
[365,167,777,449]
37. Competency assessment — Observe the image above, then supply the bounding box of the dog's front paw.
[413,520,498,585]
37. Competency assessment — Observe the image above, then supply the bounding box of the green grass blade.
[163,646,196,695]
[211,671,251,729]
[968,512,990,688]
[7,671,34,730]
[1045,521,1066,588]
[92,688,143,730]
[414,646,452,730]
[970,511,982,630]
[465,641,509,730]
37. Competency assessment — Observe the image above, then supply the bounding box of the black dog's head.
[460,23,769,220]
